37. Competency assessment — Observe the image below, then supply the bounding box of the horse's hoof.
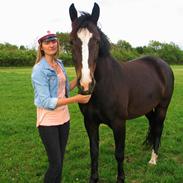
[89,180,98,183]
[116,176,125,183]
[89,177,99,183]
[149,150,158,165]
[116,180,124,183]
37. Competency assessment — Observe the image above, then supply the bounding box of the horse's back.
[124,56,174,89]
[139,56,173,93]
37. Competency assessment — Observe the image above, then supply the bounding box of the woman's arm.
[69,77,78,91]
[56,94,91,107]
[31,66,58,110]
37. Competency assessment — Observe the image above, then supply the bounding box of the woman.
[31,31,91,183]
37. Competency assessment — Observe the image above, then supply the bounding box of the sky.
[1,0,183,48]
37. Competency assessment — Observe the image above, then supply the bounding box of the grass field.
[0,66,183,183]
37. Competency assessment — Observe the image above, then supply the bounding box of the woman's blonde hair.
[35,40,61,64]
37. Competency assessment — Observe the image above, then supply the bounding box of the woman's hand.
[76,94,91,104]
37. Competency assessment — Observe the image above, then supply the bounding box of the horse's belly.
[127,98,159,119]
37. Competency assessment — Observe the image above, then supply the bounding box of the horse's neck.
[95,56,119,79]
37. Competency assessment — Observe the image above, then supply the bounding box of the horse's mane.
[98,26,111,57]
[72,12,111,57]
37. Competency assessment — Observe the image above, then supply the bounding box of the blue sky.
[1,0,183,48]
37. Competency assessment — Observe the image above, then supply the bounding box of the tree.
[19,45,26,50]
[135,46,144,54]
[143,41,183,64]
[56,32,71,54]
[116,40,132,51]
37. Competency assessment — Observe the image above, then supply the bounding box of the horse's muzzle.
[77,78,96,95]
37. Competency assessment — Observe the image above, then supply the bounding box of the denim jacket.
[31,57,70,110]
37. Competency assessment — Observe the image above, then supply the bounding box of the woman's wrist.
[57,96,78,107]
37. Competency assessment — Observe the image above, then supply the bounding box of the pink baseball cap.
[38,30,57,44]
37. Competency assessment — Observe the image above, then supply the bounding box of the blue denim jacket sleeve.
[31,65,58,110]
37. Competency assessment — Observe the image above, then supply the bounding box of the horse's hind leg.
[145,105,168,165]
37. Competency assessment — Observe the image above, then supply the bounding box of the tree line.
[0,32,182,67]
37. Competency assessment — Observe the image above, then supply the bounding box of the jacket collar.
[38,57,65,73]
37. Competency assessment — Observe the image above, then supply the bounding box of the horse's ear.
[91,2,100,24]
[69,3,78,22]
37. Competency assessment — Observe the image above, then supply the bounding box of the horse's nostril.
[81,86,85,92]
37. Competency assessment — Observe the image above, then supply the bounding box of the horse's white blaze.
[77,28,93,91]
[149,150,158,165]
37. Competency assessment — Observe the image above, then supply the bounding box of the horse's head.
[69,3,100,95]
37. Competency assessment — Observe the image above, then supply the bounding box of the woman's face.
[41,40,58,56]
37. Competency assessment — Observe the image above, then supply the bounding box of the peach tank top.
[36,68,70,127]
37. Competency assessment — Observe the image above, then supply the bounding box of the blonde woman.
[31,31,91,183]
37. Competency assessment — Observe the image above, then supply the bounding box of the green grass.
[0,66,183,183]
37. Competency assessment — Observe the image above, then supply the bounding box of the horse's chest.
[85,98,122,123]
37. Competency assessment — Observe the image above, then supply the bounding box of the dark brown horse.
[69,3,174,183]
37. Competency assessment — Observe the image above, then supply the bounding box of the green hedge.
[0,50,74,67]
[0,41,183,67]
[0,50,36,66]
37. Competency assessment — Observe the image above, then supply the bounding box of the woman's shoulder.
[31,66,41,81]
[32,60,46,79]
[32,62,42,74]
[33,58,48,72]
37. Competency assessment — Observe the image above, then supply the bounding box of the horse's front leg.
[84,120,100,183]
[112,119,126,183]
